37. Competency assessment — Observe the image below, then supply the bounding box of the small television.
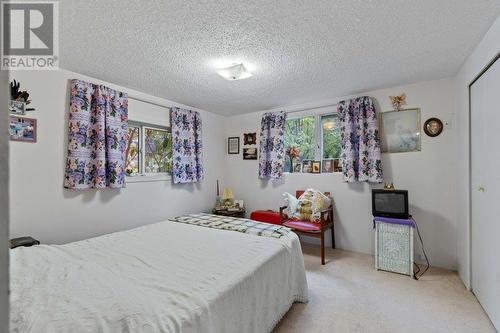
[372,189,409,219]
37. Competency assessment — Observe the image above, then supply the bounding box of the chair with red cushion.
[280,190,335,265]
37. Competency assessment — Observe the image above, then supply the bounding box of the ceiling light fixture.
[216,63,253,81]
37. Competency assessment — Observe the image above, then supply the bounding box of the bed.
[10,214,308,332]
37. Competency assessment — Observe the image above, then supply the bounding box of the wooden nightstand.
[212,208,246,218]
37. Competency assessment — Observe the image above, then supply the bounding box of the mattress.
[10,217,308,332]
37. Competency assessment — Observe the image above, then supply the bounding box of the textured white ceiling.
[60,1,500,115]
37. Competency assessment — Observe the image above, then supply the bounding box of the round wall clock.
[423,118,443,137]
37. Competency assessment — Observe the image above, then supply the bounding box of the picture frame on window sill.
[301,160,313,173]
[334,159,343,172]
[228,137,240,154]
[311,161,321,173]
[322,159,334,173]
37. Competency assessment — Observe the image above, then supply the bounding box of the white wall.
[9,69,226,245]
[225,79,457,270]
[454,15,500,289]
[0,69,10,333]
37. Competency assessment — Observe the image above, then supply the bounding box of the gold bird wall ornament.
[389,93,407,111]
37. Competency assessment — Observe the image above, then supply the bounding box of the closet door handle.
[478,186,485,192]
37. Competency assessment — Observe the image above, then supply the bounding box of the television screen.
[372,190,409,219]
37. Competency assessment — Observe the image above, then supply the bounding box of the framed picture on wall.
[228,137,240,154]
[9,100,26,115]
[9,116,37,143]
[423,117,443,137]
[243,132,257,145]
[379,108,421,153]
[243,148,257,160]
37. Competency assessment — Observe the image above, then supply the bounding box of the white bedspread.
[10,220,308,333]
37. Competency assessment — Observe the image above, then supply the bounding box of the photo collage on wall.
[9,80,37,143]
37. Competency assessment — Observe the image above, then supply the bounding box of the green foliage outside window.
[145,128,172,173]
[125,126,140,174]
[284,116,315,172]
[125,124,172,176]
[322,115,341,159]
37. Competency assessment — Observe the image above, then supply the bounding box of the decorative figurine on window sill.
[286,146,300,173]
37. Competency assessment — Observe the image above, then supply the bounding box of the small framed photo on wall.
[9,100,26,115]
[228,137,240,154]
[9,116,37,143]
[243,132,257,145]
[243,148,257,160]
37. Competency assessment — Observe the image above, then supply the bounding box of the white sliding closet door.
[470,55,500,331]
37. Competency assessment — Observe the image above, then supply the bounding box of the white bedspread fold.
[10,219,308,333]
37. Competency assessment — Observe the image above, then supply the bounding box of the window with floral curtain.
[338,96,383,183]
[64,79,128,190]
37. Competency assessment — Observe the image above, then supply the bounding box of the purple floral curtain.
[258,112,287,179]
[171,107,203,184]
[338,96,383,183]
[64,79,129,190]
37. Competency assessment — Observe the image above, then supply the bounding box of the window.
[284,113,342,173]
[144,127,172,173]
[125,122,172,179]
[284,116,316,172]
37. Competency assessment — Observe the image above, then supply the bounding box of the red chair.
[280,190,335,265]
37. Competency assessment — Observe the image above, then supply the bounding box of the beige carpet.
[274,243,496,333]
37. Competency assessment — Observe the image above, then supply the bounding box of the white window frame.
[284,106,342,173]
[126,121,172,183]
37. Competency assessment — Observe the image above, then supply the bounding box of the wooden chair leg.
[331,227,335,249]
[321,231,325,265]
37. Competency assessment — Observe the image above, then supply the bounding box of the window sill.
[126,174,171,183]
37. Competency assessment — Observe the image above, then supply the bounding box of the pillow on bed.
[283,192,299,214]
[293,189,331,222]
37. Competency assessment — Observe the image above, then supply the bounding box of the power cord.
[411,216,430,280]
